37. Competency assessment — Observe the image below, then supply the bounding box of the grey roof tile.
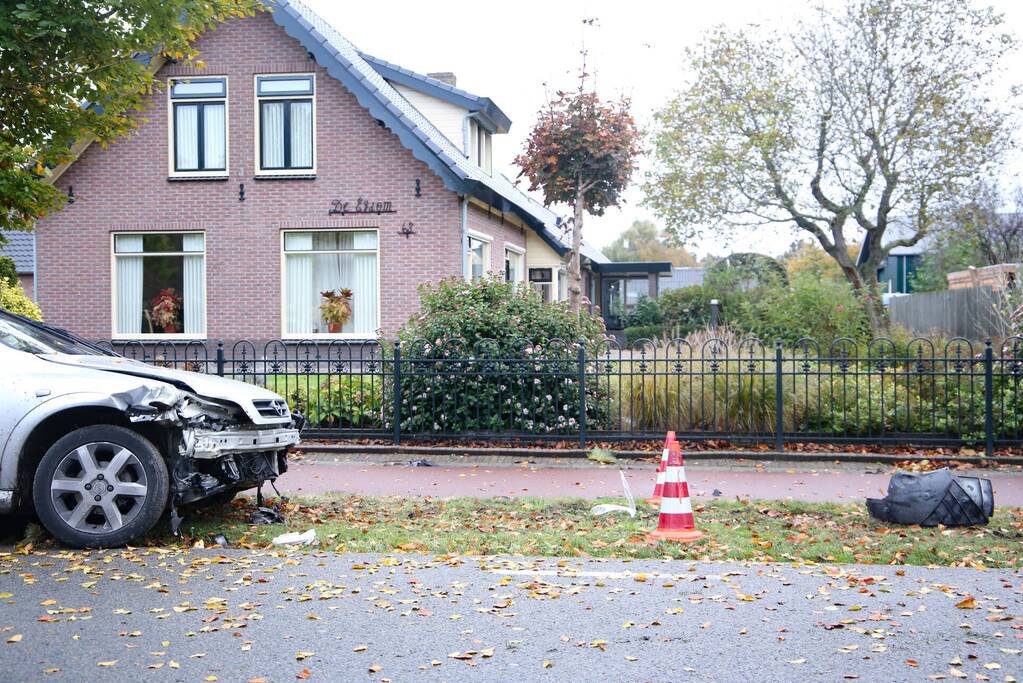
[0,230,35,273]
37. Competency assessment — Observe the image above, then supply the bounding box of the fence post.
[984,340,994,458]
[216,341,225,377]
[577,341,587,449]
[774,340,784,452]
[393,342,402,446]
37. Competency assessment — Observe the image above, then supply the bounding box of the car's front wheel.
[32,426,169,548]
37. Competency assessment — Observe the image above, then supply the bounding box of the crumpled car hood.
[41,354,289,426]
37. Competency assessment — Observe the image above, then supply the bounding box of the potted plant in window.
[150,287,183,334]
[320,288,353,333]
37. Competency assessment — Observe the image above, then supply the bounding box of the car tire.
[32,426,169,548]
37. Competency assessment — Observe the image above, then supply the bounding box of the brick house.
[35,0,668,344]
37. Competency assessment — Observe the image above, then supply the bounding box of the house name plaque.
[328,198,397,215]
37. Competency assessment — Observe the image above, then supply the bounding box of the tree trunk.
[568,185,585,313]
[823,235,889,337]
[853,266,889,336]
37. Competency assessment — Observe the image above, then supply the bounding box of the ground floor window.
[467,233,491,280]
[283,230,379,336]
[504,246,524,286]
[529,267,554,302]
[113,232,205,336]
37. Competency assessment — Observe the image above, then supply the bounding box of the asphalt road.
[0,548,1019,682]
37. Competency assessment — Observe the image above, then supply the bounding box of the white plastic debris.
[590,471,637,517]
[271,528,317,545]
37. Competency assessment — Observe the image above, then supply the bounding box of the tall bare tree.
[644,0,1016,332]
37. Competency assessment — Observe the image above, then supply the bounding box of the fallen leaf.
[295,652,315,661]
[542,660,553,669]
[955,597,978,610]
[6,634,22,644]
[368,664,382,673]
[97,661,117,667]
[296,668,310,680]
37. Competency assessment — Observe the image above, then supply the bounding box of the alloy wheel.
[48,442,149,534]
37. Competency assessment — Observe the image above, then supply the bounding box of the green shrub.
[625,295,662,327]
[265,374,384,428]
[740,273,870,346]
[0,256,17,288]
[0,279,41,320]
[624,324,665,346]
[396,276,610,434]
[658,285,716,336]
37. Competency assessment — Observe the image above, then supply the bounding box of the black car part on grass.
[866,468,994,527]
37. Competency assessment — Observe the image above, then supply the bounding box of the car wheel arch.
[8,404,170,514]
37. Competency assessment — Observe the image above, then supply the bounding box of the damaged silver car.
[0,311,301,548]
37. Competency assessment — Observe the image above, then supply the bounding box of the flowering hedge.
[395,277,611,434]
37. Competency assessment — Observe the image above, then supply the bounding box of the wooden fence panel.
[889,287,1004,339]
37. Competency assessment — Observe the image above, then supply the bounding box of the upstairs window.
[257,74,315,172]
[169,78,227,175]
[468,119,492,174]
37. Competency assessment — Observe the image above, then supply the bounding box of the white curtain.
[175,105,198,170]
[182,234,205,334]
[115,235,144,334]
[290,101,313,168]
[203,104,225,170]
[262,102,285,168]
[352,231,378,334]
[311,233,343,332]
[285,232,315,334]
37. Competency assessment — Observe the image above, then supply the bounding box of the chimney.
[427,72,457,87]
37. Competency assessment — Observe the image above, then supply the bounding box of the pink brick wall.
[466,204,526,277]
[35,12,463,341]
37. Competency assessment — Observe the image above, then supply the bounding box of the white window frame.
[167,77,229,178]
[528,266,557,303]
[279,228,380,340]
[504,244,525,287]
[110,231,207,340]
[466,229,492,281]
[468,119,493,174]
[255,73,317,177]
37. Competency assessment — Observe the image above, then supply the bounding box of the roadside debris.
[587,448,617,465]
[408,459,434,467]
[272,529,317,545]
[590,471,637,517]
[251,504,286,525]
[866,468,993,527]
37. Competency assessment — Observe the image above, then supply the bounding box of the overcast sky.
[306,0,1023,259]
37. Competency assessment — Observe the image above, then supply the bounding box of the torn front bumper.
[183,427,301,459]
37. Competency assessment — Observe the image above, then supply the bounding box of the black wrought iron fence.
[97,335,1023,454]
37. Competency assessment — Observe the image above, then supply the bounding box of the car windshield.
[0,314,108,356]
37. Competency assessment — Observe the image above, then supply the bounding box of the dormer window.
[468,119,492,174]
[169,77,227,177]
[256,74,315,174]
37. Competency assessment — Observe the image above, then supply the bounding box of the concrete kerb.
[293,443,1023,467]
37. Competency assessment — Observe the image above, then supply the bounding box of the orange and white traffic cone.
[647,441,703,543]
[646,431,676,507]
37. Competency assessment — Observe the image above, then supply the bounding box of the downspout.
[461,196,469,280]
[461,114,472,279]
[32,231,38,302]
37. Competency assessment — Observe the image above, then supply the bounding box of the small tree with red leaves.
[516,89,641,313]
